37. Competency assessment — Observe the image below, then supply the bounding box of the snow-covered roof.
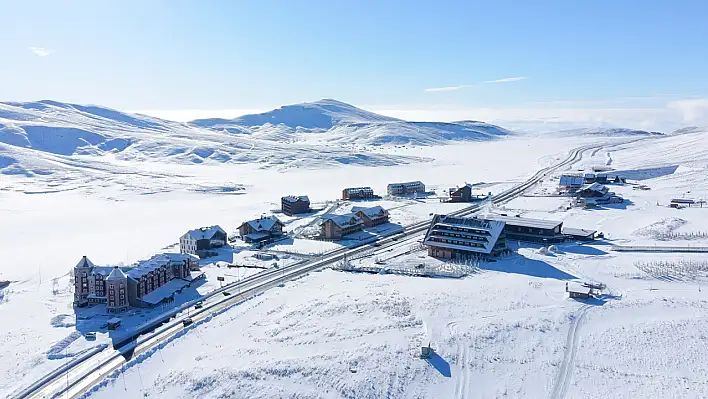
[351,205,388,219]
[562,227,597,237]
[162,253,199,263]
[106,266,127,281]
[321,213,363,228]
[184,225,226,241]
[244,215,283,232]
[483,214,562,230]
[559,175,584,187]
[568,283,592,295]
[282,195,309,203]
[126,254,171,279]
[580,183,608,193]
[75,256,95,269]
[92,266,115,276]
[139,279,190,305]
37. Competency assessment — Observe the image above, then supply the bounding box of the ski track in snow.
[549,304,592,399]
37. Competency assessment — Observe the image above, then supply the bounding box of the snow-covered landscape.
[1,92,708,399]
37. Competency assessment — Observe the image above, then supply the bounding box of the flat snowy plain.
[2,102,707,398]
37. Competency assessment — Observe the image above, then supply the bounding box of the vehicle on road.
[182,317,193,327]
[223,291,231,296]
[84,332,96,340]
[194,301,203,309]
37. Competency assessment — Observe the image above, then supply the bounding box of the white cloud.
[667,98,708,122]
[29,47,54,57]
[481,76,526,84]
[423,85,471,92]
[372,99,708,133]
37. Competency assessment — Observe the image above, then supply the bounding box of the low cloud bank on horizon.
[136,96,708,134]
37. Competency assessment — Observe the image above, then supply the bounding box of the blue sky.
[1,0,707,129]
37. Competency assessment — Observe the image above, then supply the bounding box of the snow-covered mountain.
[0,100,435,179]
[191,99,512,146]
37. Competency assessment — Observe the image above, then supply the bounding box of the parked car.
[84,332,96,340]
[194,301,203,309]
[182,317,193,327]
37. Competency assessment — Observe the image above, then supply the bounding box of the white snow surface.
[2,101,708,398]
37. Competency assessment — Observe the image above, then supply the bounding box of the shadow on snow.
[426,350,452,377]
[481,255,577,280]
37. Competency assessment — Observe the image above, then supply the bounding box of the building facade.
[180,226,227,256]
[73,253,199,312]
[106,267,129,313]
[351,206,389,227]
[281,195,310,216]
[238,215,285,244]
[423,215,507,259]
[342,187,375,200]
[320,214,364,240]
[387,181,425,196]
[448,184,489,203]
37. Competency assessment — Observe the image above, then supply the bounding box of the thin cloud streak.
[29,47,54,57]
[424,85,471,92]
[481,76,526,84]
[425,77,526,92]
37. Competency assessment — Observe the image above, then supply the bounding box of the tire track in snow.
[447,320,470,399]
[549,304,592,399]
[446,321,464,399]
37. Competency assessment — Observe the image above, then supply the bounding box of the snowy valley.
[2,99,708,399]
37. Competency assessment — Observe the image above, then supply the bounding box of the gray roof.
[671,198,695,203]
[562,227,597,237]
[75,256,95,269]
[343,187,373,193]
[483,214,562,230]
[185,225,226,241]
[282,195,309,203]
[245,216,283,232]
[351,205,388,218]
[321,213,363,228]
[387,181,424,188]
[106,266,127,281]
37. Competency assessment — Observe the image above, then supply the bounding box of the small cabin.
[566,283,592,299]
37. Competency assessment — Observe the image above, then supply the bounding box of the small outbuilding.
[562,227,597,241]
[566,282,592,299]
[106,317,122,330]
[670,198,696,208]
